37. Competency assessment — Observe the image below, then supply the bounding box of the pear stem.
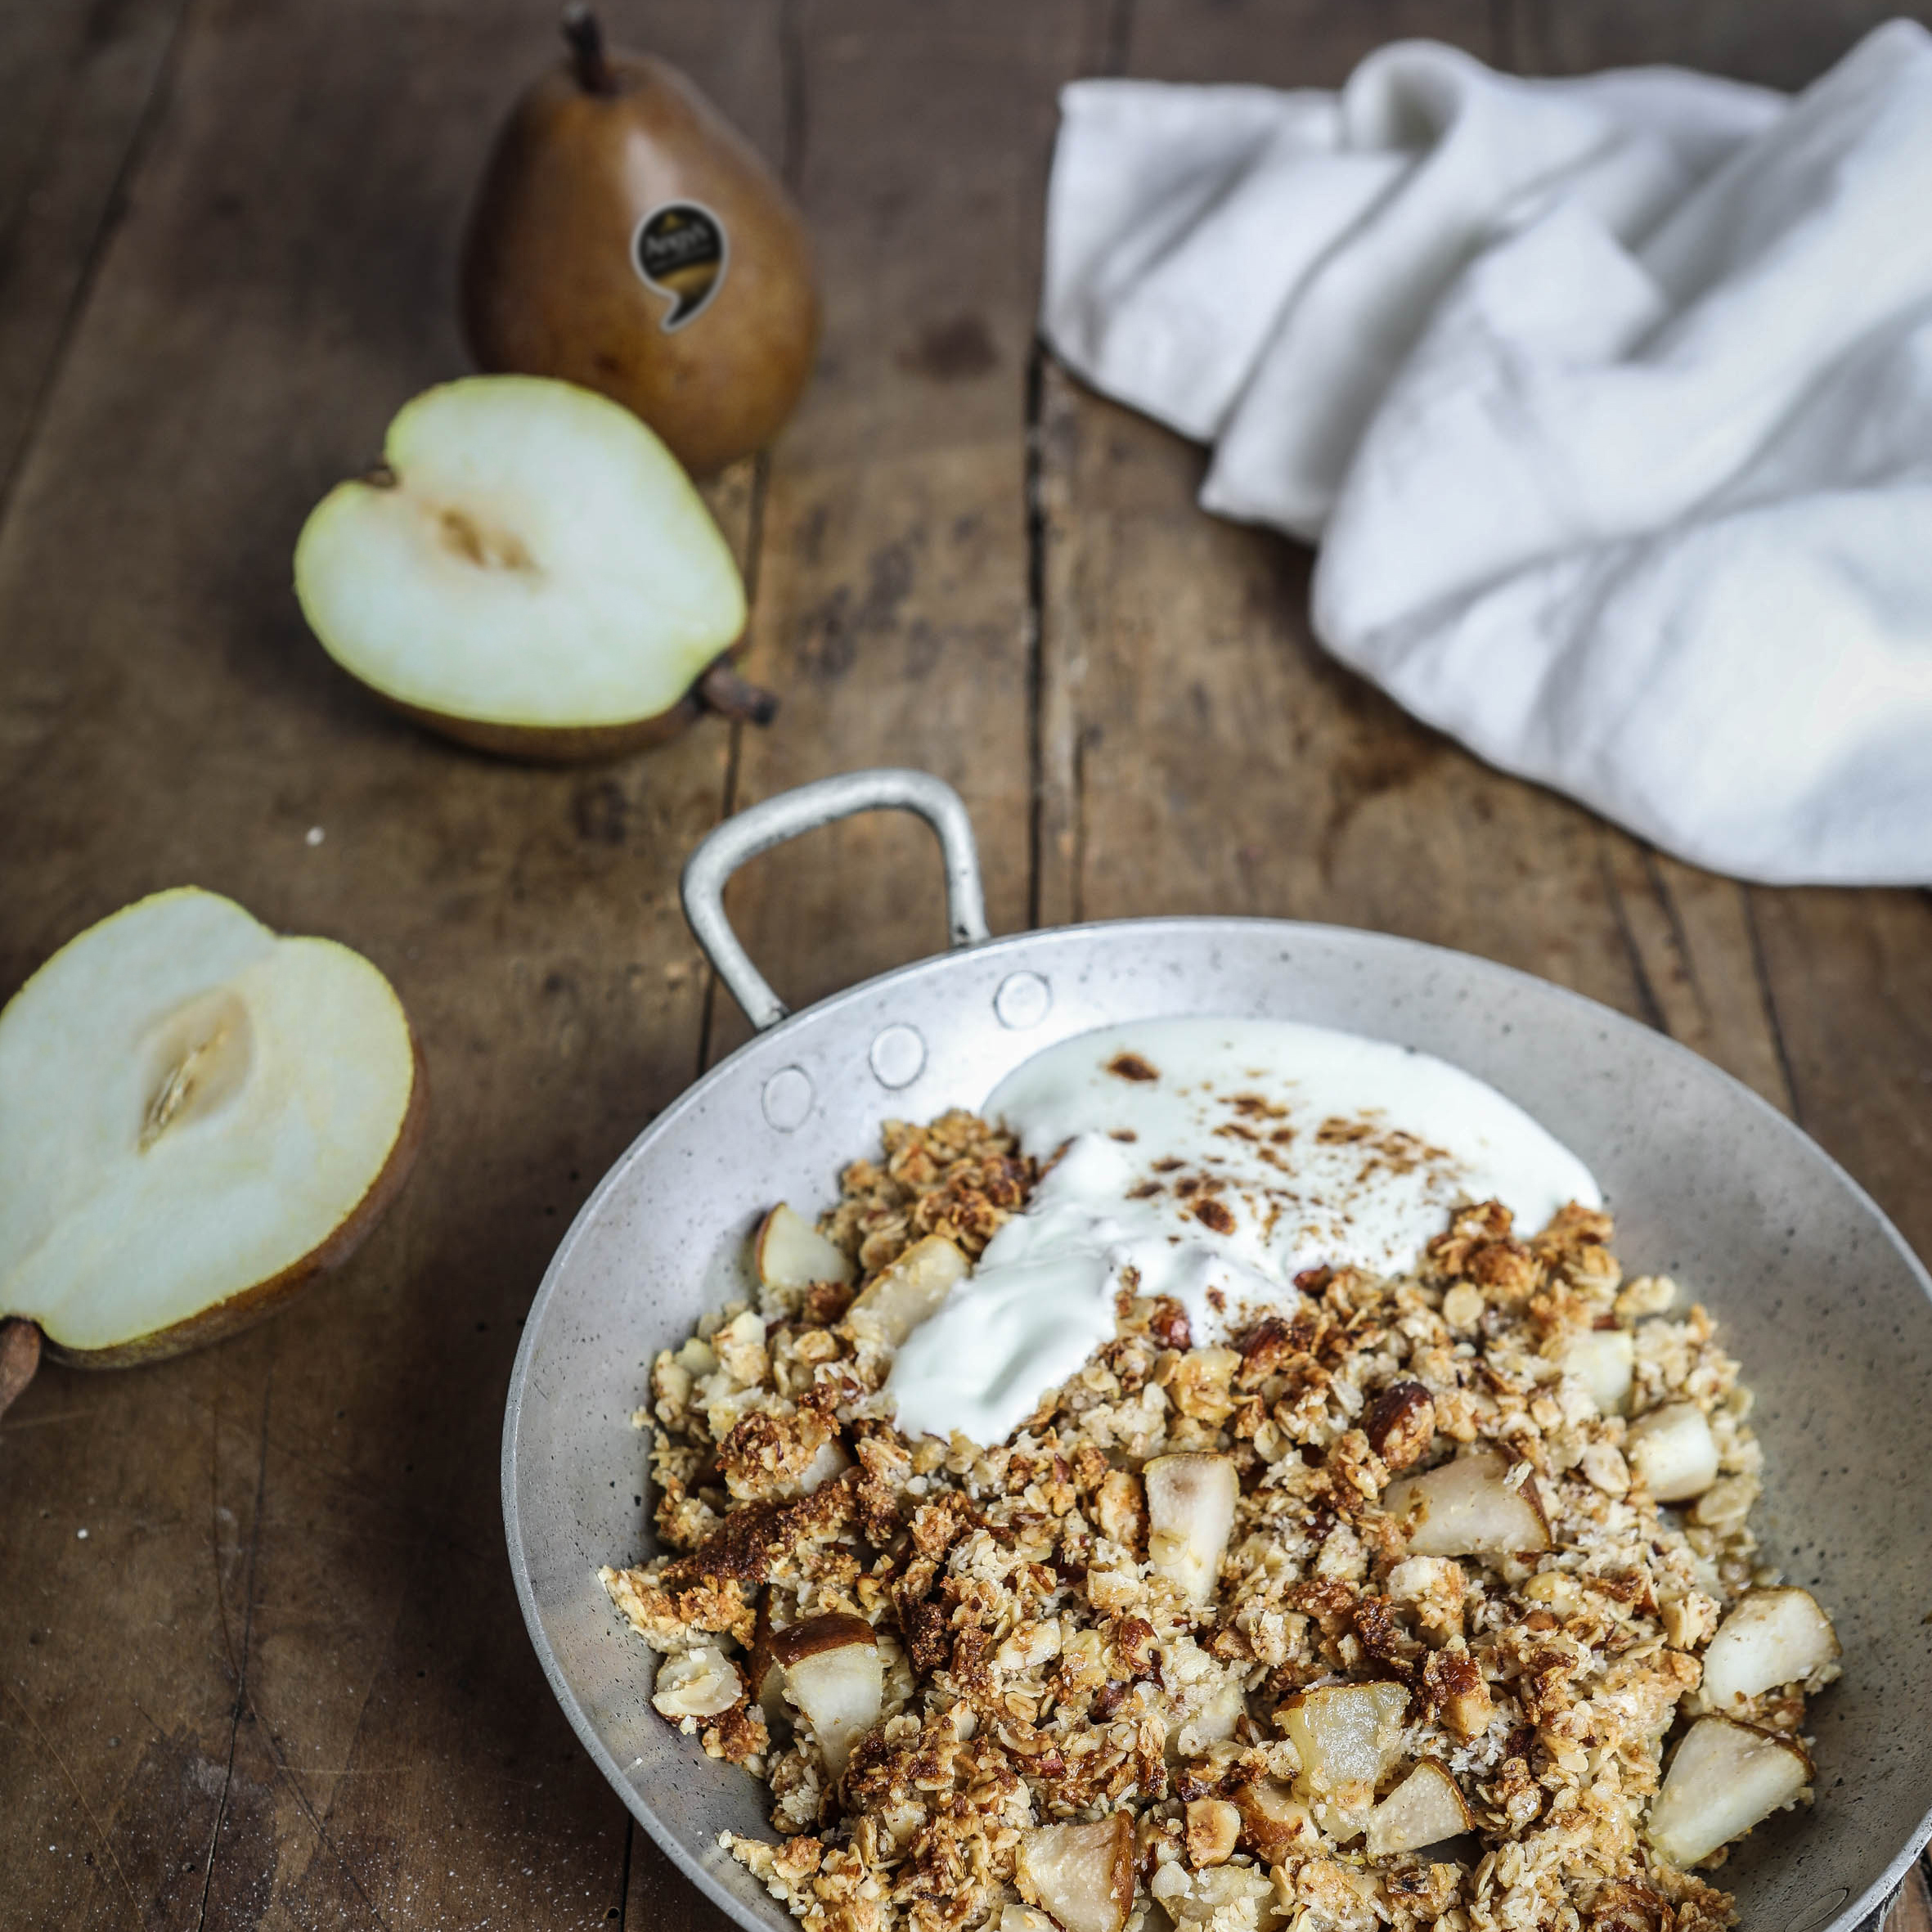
[561,4,617,94]
[699,658,780,726]
[0,1319,40,1421]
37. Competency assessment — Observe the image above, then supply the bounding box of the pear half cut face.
[294,376,748,759]
[0,890,425,1364]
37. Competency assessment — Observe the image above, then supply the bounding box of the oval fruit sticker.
[633,203,728,331]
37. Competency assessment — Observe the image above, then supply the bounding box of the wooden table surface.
[3,2,1930,1927]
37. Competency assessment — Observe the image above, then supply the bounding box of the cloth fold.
[1042,23,1932,884]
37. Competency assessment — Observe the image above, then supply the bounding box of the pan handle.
[681,768,990,1031]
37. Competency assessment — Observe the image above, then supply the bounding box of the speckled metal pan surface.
[505,782,1932,1932]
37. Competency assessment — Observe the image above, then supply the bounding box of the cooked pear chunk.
[294,376,757,760]
[1143,1452,1239,1609]
[1364,1760,1473,1859]
[1283,1680,1411,1794]
[1282,1679,1410,1839]
[1557,1328,1634,1415]
[842,1235,966,1354]
[1233,1780,1319,1863]
[1175,1674,1247,1755]
[762,1613,881,1777]
[1185,1797,1241,1867]
[1626,1402,1720,1503]
[755,1203,854,1292]
[1422,1645,1493,1739]
[1697,1589,1840,1711]
[1382,1451,1551,1558]
[1647,1717,1811,1867]
[0,889,423,1377]
[1015,1813,1135,1932]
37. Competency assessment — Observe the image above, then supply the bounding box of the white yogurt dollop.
[884,1017,1600,1446]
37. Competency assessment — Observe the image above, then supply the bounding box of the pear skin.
[461,10,820,477]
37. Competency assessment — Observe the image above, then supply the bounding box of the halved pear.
[294,376,767,761]
[0,890,424,1395]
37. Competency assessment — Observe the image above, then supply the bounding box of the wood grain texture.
[1123,0,1494,84]
[0,0,189,497]
[0,0,1928,1926]
[0,2,779,1926]
[1512,0,1932,86]
[1747,888,1932,1259]
[1594,841,1795,1112]
[703,0,1110,1061]
[1036,365,1661,1016]
[1889,1861,1932,1932]
[1,1329,273,1930]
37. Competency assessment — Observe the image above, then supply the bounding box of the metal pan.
[504,768,1932,1932]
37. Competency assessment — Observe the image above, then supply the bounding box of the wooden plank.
[703,0,1112,1062]
[0,0,189,498]
[628,1822,737,1932]
[1594,840,1794,1111]
[0,1329,272,1932]
[1118,0,1494,86]
[1036,370,1658,1015]
[1513,0,1932,88]
[1747,888,1932,1261]
[1889,1861,1932,1932]
[0,2,784,1926]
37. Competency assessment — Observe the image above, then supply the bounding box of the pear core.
[0,889,423,1359]
[294,375,747,739]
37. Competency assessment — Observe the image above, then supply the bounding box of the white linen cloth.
[1041,23,1932,884]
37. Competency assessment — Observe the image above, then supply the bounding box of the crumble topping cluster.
[600,1111,1833,1932]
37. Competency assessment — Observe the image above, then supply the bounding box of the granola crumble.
[600,1112,1834,1932]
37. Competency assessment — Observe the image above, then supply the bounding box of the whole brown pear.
[460,8,819,478]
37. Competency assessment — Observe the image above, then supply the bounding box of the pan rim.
[503,910,1932,1932]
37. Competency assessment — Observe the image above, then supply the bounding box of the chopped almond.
[1185,1798,1242,1867]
